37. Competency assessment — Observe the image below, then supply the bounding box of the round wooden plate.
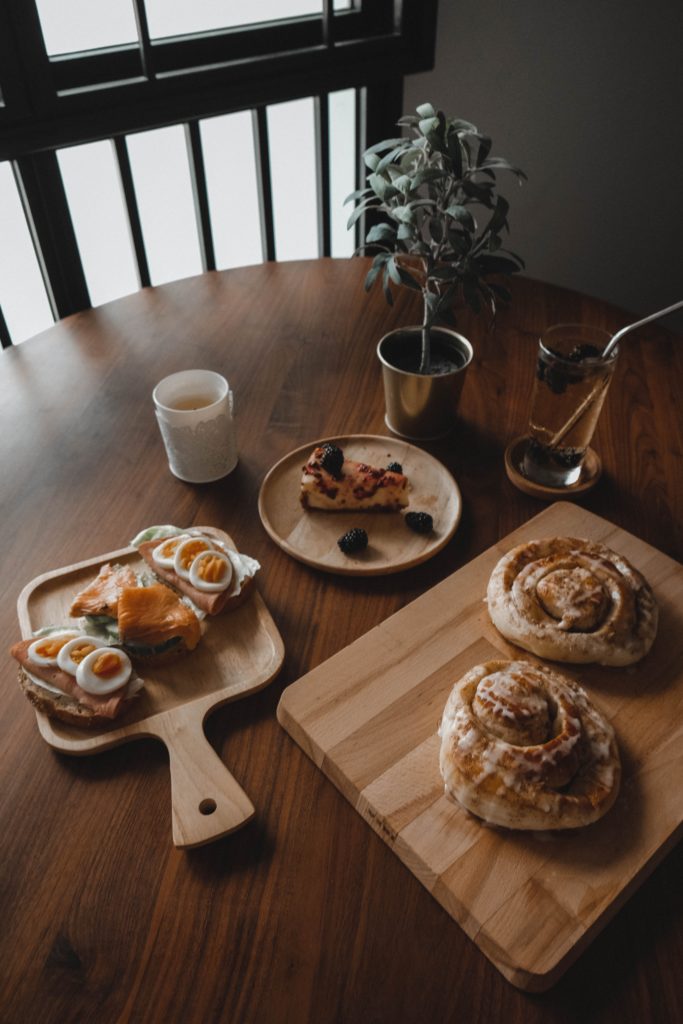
[258,435,462,576]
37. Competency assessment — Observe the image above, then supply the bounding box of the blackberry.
[405,511,433,534]
[320,443,344,477]
[568,343,602,362]
[386,461,403,474]
[337,528,368,555]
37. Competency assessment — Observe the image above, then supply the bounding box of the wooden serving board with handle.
[17,527,285,849]
[277,502,683,990]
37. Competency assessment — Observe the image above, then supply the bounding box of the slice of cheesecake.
[300,444,409,512]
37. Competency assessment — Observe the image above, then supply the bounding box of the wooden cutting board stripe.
[277,502,683,990]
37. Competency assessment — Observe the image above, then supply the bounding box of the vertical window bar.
[185,121,215,272]
[113,136,151,289]
[252,107,275,262]
[354,86,363,250]
[314,94,331,258]
[322,0,334,47]
[358,80,403,243]
[0,305,12,348]
[12,152,90,320]
[131,0,154,80]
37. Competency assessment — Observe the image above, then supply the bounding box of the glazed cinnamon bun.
[438,660,620,830]
[487,537,657,666]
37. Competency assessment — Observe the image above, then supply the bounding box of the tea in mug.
[169,394,216,411]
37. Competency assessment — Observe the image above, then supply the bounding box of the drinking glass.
[522,324,618,487]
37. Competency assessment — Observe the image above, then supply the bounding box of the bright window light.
[146,1,323,39]
[329,88,356,258]
[267,98,318,262]
[125,126,203,286]
[57,141,139,307]
[34,0,138,56]
[0,163,53,343]
[200,112,263,270]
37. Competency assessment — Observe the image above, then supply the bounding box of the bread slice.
[17,667,138,730]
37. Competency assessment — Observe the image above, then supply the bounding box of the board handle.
[155,710,255,848]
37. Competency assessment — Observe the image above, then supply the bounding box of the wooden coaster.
[504,436,602,499]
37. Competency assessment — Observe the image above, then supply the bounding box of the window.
[0,0,436,344]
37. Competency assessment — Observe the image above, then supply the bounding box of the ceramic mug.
[153,369,237,483]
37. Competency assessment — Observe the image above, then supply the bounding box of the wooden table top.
[1,258,681,1023]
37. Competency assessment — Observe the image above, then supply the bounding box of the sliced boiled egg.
[188,549,233,592]
[173,536,215,580]
[56,636,103,676]
[28,631,79,667]
[152,533,192,569]
[76,647,132,695]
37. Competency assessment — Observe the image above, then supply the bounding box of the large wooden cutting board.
[277,502,683,991]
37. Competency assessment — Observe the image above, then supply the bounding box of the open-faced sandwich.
[70,561,202,664]
[131,526,260,615]
[10,629,144,729]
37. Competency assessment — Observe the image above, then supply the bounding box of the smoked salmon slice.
[70,563,138,618]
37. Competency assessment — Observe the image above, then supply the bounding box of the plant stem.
[420,293,431,374]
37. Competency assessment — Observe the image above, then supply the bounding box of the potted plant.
[347,102,526,439]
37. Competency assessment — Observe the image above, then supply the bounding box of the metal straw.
[546,297,683,449]
[602,298,683,359]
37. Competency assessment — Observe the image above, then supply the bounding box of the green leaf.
[364,137,405,156]
[368,173,399,202]
[382,268,394,306]
[415,102,436,118]
[448,118,478,134]
[418,116,439,138]
[364,152,381,171]
[395,265,422,290]
[343,187,370,205]
[346,198,375,230]
[445,204,475,231]
[386,258,402,286]
[480,157,528,180]
[476,135,492,166]
[429,216,443,243]
[366,223,397,245]
[392,174,413,194]
[391,205,416,224]
[445,130,463,177]
[397,222,416,241]
[410,167,447,189]
[376,145,409,174]
[364,263,383,291]
[397,115,420,127]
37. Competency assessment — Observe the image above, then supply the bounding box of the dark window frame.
[0,0,437,343]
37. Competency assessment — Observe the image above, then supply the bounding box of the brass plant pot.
[377,326,473,441]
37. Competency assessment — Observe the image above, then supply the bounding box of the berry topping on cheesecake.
[300,445,409,512]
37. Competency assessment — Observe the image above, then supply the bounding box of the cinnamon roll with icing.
[438,660,620,830]
[487,537,657,666]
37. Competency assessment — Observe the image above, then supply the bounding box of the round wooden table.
[1,259,681,1023]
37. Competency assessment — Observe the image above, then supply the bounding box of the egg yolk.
[197,555,227,583]
[92,652,123,678]
[71,642,97,664]
[178,539,210,570]
[35,636,72,659]
[158,537,182,559]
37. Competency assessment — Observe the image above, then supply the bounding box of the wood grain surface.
[278,501,683,990]
[1,259,682,1024]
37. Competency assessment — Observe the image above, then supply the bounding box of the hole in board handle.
[199,798,217,816]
